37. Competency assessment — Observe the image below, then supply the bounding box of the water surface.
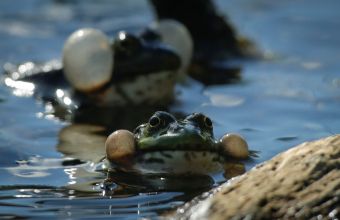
[0,0,339,218]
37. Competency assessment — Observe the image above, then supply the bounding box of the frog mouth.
[136,130,218,153]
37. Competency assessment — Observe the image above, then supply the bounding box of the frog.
[3,21,189,113]
[105,111,255,175]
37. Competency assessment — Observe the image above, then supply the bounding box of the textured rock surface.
[171,135,340,219]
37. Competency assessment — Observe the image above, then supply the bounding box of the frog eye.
[115,31,142,56]
[204,116,213,128]
[149,116,161,127]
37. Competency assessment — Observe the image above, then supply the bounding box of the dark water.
[0,0,339,219]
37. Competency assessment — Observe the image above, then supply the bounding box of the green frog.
[3,26,182,112]
[106,111,255,175]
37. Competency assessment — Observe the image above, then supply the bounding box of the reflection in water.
[57,124,107,162]
[204,91,245,107]
[276,136,298,142]
[4,78,35,97]
[105,171,215,193]
[6,157,86,179]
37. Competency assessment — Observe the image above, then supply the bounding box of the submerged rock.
[170,135,340,219]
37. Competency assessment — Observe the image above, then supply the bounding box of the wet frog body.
[3,28,181,110]
[133,112,221,174]
[106,111,253,175]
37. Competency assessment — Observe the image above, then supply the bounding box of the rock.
[170,135,340,219]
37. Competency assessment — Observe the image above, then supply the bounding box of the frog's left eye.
[204,116,213,128]
[115,32,142,56]
[149,116,161,127]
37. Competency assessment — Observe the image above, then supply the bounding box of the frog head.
[134,111,217,152]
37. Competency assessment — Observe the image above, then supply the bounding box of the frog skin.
[3,27,181,111]
[106,111,253,175]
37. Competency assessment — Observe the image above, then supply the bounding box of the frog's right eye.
[149,116,161,127]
